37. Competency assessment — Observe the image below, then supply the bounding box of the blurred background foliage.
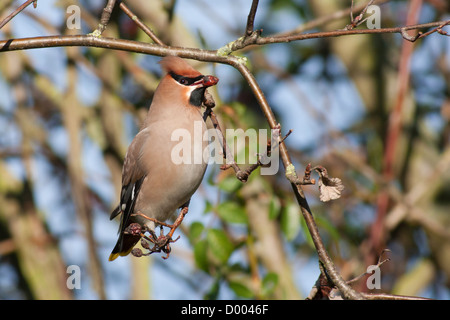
[0,0,449,299]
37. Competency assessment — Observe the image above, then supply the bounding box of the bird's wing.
[110,129,149,234]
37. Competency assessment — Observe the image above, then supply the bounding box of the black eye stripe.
[169,71,204,86]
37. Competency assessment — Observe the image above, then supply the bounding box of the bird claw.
[129,208,188,259]
[150,233,181,259]
[132,224,181,259]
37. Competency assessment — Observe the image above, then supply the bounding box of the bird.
[109,56,219,261]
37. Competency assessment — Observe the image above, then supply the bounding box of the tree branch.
[215,20,448,54]
[119,1,166,46]
[0,0,37,29]
[345,0,376,30]
[90,0,117,37]
[245,0,260,36]
[250,20,449,47]
[401,19,450,42]
[274,0,391,37]
[0,35,233,63]
[233,62,364,300]
[1,20,447,56]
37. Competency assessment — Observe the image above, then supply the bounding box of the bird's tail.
[108,232,141,261]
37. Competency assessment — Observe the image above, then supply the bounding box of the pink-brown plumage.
[109,56,218,261]
[159,56,203,78]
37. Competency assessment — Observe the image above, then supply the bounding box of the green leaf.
[268,197,281,220]
[189,222,204,245]
[229,101,247,118]
[218,175,242,193]
[261,272,279,297]
[194,239,209,273]
[229,281,253,298]
[315,215,340,242]
[204,276,221,300]
[203,200,213,215]
[281,202,301,241]
[207,229,234,264]
[217,201,248,224]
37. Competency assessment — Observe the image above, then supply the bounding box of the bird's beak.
[192,75,219,88]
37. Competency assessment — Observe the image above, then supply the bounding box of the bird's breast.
[135,108,208,222]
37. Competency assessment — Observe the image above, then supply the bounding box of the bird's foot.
[129,206,189,259]
[129,223,180,259]
[141,225,180,259]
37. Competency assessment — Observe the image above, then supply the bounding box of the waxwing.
[109,56,218,261]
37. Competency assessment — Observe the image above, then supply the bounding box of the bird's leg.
[130,212,173,243]
[151,203,189,259]
[131,212,174,229]
[166,203,189,240]
[133,225,173,258]
[130,210,187,259]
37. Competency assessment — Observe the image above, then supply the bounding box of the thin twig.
[350,0,354,22]
[203,106,242,176]
[345,0,375,30]
[119,1,166,46]
[0,0,36,29]
[131,212,173,228]
[245,0,259,36]
[234,62,364,300]
[361,293,432,300]
[347,249,391,285]
[275,0,391,38]
[286,162,316,186]
[260,20,449,44]
[204,106,281,182]
[1,21,448,55]
[202,90,289,183]
[402,19,450,42]
[218,20,449,54]
[90,0,117,37]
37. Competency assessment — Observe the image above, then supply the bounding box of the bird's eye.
[179,78,187,85]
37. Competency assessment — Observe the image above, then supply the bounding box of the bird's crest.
[159,56,202,78]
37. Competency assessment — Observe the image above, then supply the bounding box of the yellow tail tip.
[109,253,119,261]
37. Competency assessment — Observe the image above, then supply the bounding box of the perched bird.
[109,56,218,261]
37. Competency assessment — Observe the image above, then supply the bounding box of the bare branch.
[275,0,391,37]
[245,0,260,36]
[345,0,376,30]
[0,0,37,29]
[90,0,117,37]
[286,163,316,186]
[1,20,448,57]
[119,2,166,46]
[217,20,449,54]
[203,105,283,183]
[347,249,391,285]
[0,35,238,66]
[402,20,450,42]
[233,62,364,300]
[260,20,450,45]
[361,293,432,300]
